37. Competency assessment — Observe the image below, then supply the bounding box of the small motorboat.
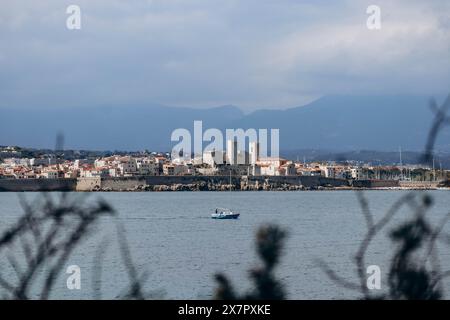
[211,208,240,219]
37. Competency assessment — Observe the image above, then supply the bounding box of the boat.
[211,171,240,219]
[211,208,240,219]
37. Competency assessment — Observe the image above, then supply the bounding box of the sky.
[1,0,449,112]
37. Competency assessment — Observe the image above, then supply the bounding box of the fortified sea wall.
[0,176,410,192]
[0,178,77,192]
[0,176,349,191]
[351,179,400,188]
[398,181,440,189]
[76,175,350,191]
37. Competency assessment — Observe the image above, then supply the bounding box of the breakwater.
[0,178,76,192]
[0,176,411,192]
[0,176,349,192]
[351,179,400,188]
[398,180,440,189]
[91,175,351,192]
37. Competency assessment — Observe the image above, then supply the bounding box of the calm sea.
[0,190,449,299]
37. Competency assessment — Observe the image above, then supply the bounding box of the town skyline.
[2,141,448,189]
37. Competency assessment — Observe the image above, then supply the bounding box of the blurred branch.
[214,225,287,300]
[423,95,450,165]
[322,95,450,300]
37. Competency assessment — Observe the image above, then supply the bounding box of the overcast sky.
[1,0,449,111]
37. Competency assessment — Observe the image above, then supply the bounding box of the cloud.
[0,0,449,111]
[260,1,450,96]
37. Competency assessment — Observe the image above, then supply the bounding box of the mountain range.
[1,95,449,152]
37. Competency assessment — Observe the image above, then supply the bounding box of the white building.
[257,157,287,168]
[237,150,249,165]
[30,157,56,166]
[203,150,225,167]
[319,165,335,178]
[41,170,58,179]
[260,164,279,176]
[248,164,261,176]
[226,139,238,165]
[281,163,297,176]
[118,157,137,175]
[80,168,109,178]
[94,159,108,168]
[73,159,88,169]
[249,142,260,165]
[136,158,158,175]
[3,158,21,166]
[351,168,367,180]
[108,168,119,177]
[163,163,187,175]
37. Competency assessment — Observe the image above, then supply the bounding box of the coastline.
[0,176,447,192]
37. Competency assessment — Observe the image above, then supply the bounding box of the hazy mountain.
[281,149,450,169]
[1,95,448,152]
[0,104,244,151]
[233,95,449,151]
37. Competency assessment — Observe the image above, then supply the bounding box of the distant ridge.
[1,95,449,151]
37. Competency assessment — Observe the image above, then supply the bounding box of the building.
[280,163,297,176]
[257,157,288,168]
[249,142,260,165]
[351,168,367,180]
[259,163,279,176]
[248,164,261,176]
[226,139,238,165]
[134,158,158,175]
[238,150,250,165]
[117,157,137,175]
[41,170,59,179]
[203,150,225,167]
[163,163,188,175]
[80,167,109,178]
[30,157,56,167]
[319,165,335,178]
